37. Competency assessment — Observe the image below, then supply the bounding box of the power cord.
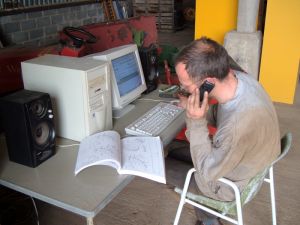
[0,186,39,225]
[30,197,40,225]
[56,144,80,148]
[137,98,165,102]
[137,98,181,106]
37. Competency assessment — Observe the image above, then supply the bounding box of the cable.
[0,186,39,225]
[56,143,80,148]
[30,197,40,225]
[137,98,164,102]
[137,98,179,103]
[137,98,181,106]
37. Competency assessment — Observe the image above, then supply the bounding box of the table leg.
[86,217,94,225]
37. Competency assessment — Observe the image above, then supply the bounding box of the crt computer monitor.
[87,44,147,118]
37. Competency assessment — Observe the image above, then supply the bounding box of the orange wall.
[259,0,300,104]
[195,0,238,44]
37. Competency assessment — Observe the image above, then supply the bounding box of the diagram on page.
[75,131,121,173]
[121,137,164,177]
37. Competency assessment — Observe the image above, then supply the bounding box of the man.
[173,37,281,225]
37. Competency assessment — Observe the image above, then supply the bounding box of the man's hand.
[186,88,209,119]
[177,93,188,108]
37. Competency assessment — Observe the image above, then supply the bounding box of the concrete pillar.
[224,0,262,80]
[237,0,260,33]
[224,31,262,79]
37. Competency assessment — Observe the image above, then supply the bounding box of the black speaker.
[139,45,159,93]
[0,90,56,167]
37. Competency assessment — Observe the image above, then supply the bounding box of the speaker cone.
[33,122,53,146]
[30,100,46,118]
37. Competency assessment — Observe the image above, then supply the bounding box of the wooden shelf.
[133,0,176,32]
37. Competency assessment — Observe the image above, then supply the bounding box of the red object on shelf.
[60,45,88,57]
[59,16,157,54]
[0,16,158,96]
[164,60,180,85]
[0,45,59,96]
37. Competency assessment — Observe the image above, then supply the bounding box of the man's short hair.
[175,37,230,81]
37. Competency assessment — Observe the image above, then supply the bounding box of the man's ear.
[205,77,217,84]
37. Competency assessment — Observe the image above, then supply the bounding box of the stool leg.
[269,167,277,225]
[174,168,196,225]
[174,192,186,225]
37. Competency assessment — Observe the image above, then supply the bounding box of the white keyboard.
[125,102,184,136]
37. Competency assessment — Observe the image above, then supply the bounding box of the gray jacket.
[185,71,280,201]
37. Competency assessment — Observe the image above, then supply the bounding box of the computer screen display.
[111,52,142,97]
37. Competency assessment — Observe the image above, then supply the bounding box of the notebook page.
[120,136,165,183]
[75,131,121,175]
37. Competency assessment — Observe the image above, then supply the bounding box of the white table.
[0,87,185,224]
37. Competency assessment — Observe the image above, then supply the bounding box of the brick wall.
[0,3,104,47]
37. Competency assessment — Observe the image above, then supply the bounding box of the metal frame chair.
[173,133,292,225]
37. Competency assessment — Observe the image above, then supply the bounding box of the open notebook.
[75,130,166,184]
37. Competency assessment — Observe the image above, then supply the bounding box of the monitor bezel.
[89,44,147,110]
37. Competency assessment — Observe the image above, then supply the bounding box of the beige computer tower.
[21,54,112,141]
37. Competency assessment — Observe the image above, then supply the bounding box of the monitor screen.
[111,52,142,97]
